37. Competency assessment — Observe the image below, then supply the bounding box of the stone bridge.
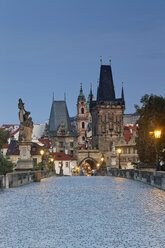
[0,176,165,247]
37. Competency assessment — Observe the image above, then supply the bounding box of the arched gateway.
[79,157,98,175]
[77,149,102,175]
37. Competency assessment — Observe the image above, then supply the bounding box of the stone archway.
[79,157,98,176]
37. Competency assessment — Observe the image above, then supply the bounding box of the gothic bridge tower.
[90,64,125,154]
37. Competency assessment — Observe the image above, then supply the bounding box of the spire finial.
[80,82,82,91]
[64,92,66,102]
[109,56,111,64]
[52,92,54,102]
[90,83,92,91]
[100,56,102,65]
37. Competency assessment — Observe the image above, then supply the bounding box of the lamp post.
[117,148,122,170]
[154,130,161,171]
[100,155,106,176]
[40,149,44,170]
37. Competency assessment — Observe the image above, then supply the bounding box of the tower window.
[59,142,63,148]
[81,108,84,114]
[82,122,85,129]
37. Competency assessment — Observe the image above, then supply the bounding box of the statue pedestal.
[16,142,33,171]
[111,155,117,169]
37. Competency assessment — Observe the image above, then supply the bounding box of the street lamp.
[101,155,104,162]
[154,130,161,139]
[154,129,162,171]
[40,149,45,170]
[50,158,54,163]
[100,155,106,176]
[40,149,44,156]
[117,148,122,170]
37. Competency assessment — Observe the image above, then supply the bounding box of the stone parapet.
[4,170,55,189]
[108,169,165,191]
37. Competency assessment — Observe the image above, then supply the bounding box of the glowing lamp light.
[117,148,122,154]
[101,155,104,162]
[40,150,44,156]
[154,130,161,139]
[97,163,100,168]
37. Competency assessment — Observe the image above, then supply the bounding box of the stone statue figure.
[18,98,33,142]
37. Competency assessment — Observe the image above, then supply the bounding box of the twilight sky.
[0,0,165,125]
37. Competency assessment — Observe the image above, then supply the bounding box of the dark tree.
[0,128,14,175]
[0,154,14,175]
[135,94,165,168]
[0,128,9,149]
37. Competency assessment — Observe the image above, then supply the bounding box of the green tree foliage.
[0,154,14,175]
[135,94,165,168]
[0,128,9,149]
[36,162,42,170]
[47,161,54,171]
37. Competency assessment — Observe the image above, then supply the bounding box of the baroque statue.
[18,98,33,142]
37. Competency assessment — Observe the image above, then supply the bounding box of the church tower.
[90,64,125,153]
[76,84,89,146]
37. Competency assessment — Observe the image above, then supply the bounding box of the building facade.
[53,152,77,176]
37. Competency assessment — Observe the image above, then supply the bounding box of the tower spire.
[100,56,102,65]
[77,83,86,102]
[90,83,92,93]
[121,82,124,101]
[109,56,111,65]
[89,83,93,101]
[52,92,54,102]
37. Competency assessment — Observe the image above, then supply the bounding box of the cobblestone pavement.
[0,176,165,248]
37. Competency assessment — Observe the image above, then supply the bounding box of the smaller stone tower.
[76,84,89,146]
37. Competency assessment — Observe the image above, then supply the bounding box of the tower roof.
[97,65,116,101]
[78,83,86,102]
[88,83,94,102]
[121,83,124,101]
[48,101,74,136]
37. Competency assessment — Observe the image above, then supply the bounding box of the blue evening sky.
[0,0,165,125]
